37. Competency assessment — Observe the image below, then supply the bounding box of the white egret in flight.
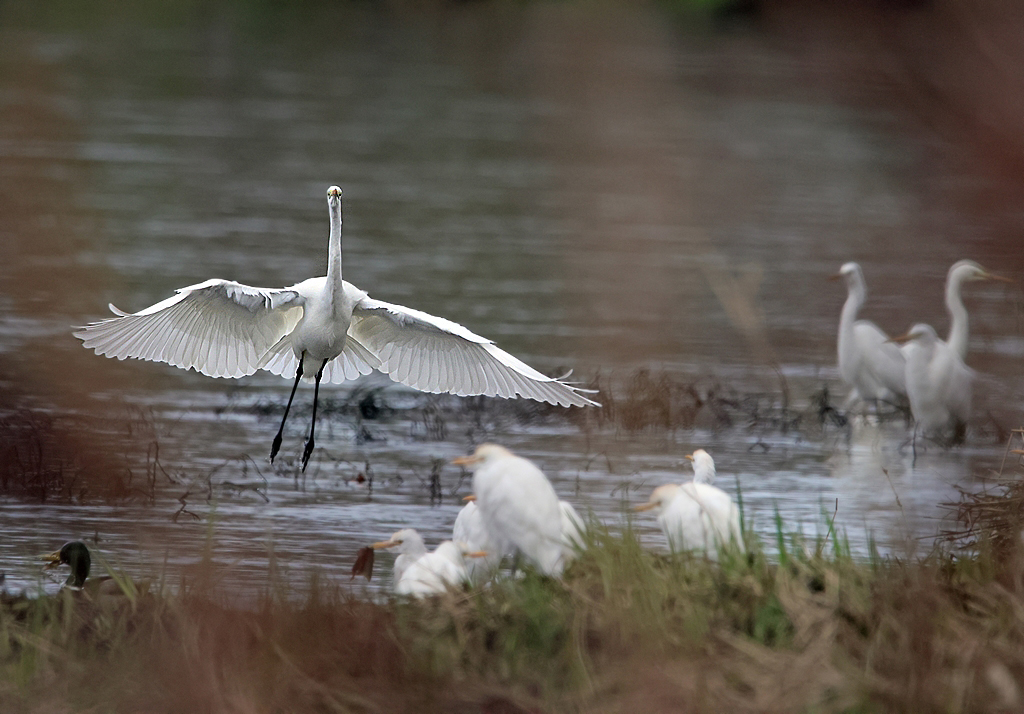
[891,323,972,445]
[635,449,743,558]
[74,187,598,470]
[832,262,906,410]
[942,260,1012,361]
[453,444,564,576]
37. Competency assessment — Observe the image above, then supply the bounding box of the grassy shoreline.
[4,495,1024,714]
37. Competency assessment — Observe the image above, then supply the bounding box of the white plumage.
[558,500,586,564]
[453,444,564,576]
[372,528,428,586]
[393,541,479,598]
[635,449,742,558]
[452,501,501,583]
[942,260,1011,361]
[834,262,906,408]
[74,186,598,469]
[893,323,973,443]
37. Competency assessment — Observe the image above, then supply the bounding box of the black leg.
[270,357,304,463]
[301,359,329,472]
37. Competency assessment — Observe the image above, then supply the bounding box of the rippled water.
[1,1,1022,596]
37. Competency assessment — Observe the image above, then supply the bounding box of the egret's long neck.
[945,274,968,360]
[693,461,716,485]
[838,276,865,350]
[326,197,344,304]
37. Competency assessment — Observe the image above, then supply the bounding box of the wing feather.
[74,279,304,379]
[350,297,598,407]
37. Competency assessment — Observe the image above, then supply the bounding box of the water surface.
[1,1,1022,596]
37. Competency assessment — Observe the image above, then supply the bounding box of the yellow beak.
[684,454,694,461]
[39,550,62,568]
[887,331,914,345]
[371,539,400,550]
[452,455,480,466]
[464,551,489,559]
[633,502,658,512]
[462,494,477,502]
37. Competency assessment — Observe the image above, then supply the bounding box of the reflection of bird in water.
[39,541,133,600]
[454,444,565,576]
[942,260,1012,361]
[371,529,428,586]
[833,262,907,411]
[892,323,972,445]
[75,186,598,471]
[635,449,743,558]
[452,501,501,583]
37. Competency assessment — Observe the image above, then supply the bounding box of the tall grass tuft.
[7,491,1024,712]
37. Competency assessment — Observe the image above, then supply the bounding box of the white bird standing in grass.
[74,186,598,470]
[891,323,973,445]
[635,449,743,558]
[372,528,428,586]
[387,538,486,597]
[942,260,1012,361]
[452,500,501,583]
[453,444,564,576]
[832,262,907,410]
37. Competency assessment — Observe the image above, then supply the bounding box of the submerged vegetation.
[5,482,1024,713]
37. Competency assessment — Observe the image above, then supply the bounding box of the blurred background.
[1,0,1023,595]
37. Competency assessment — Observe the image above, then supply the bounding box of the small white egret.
[942,260,1012,361]
[74,186,598,470]
[832,262,906,409]
[891,323,972,444]
[371,528,428,586]
[393,540,487,597]
[635,449,743,558]
[453,444,564,576]
[452,500,501,583]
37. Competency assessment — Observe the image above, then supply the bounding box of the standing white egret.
[634,449,742,558]
[891,323,972,444]
[453,444,564,576]
[74,186,598,470]
[371,528,428,586]
[452,500,501,583]
[832,262,906,409]
[943,260,1012,361]
[458,494,586,573]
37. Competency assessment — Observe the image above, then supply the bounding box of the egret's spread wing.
[853,320,907,398]
[349,297,599,407]
[74,278,304,379]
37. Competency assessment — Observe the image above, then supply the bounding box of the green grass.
[6,508,1024,713]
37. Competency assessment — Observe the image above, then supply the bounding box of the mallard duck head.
[40,541,91,589]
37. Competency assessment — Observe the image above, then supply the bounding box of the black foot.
[301,437,315,472]
[270,433,283,463]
